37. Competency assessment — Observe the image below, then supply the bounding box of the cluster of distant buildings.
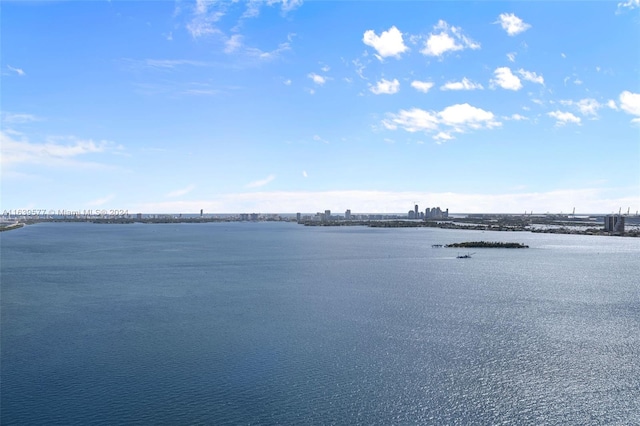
[408,205,449,220]
[295,204,450,223]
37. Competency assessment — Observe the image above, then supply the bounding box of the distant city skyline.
[1,1,639,214]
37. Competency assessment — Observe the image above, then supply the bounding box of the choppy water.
[2,222,639,424]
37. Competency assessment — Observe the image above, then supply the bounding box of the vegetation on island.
[445,241,529,249]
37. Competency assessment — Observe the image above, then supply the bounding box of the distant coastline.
[0,223,25,232]
[4,213,639,237]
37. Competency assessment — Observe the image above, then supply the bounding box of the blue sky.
[2,0,639,214]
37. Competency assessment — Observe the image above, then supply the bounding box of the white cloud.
[186,1,225,38]
[383,108,439,132]
[7,65,25,76]
[302,170,308,178]
[1,112,39,124]
[0,131,117,167]
[510,114,528,121]
[517,69,544,85]
[548,110,581,126]
[362,26,408,59]
[506,52,516,62]
[619,91,640,122]
[607,99,618,110]
[495,13,531,36]
[166,184,196,198]
[410,80,434,93]
[433,132,454,142]
[245,174,276,188]
[618,0,640,11]
[438,103,501,130]
[383,103,500,136]
[370,78,400,95]
[440,77,483,91]
[420,20,480,57]
[245,41,291,60]
[224,34,243,53]
[245,0,302,16]
[273,0,303,13]
[308,73,326,85]
[491,67,522,90]
[133,59,209,70]
[283,79,292,85]
[561,98,602,117]
[313,135,329,144]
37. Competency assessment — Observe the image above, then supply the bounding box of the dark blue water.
[2,222,639,424]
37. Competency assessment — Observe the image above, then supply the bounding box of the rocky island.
[445,241,529,249]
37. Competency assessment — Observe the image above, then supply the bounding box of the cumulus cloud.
[383,103,500,137]
[245,174,276,188]
[560,98,602,117]
[410,80,434,93]
[495,13,531,36]
[619,91,640,118]
[438,104,501,130]
[440,77,483,91]
[362,26,408,59]
[420,20,480,57]
[548,111,581,126]
[517,69,544,85]
[370,78,400,95]
[308,72,327,85]
[491,67,522,90]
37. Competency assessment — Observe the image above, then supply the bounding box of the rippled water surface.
[2,222,639,424]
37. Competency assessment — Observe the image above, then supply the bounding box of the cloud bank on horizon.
[1,1,639,214]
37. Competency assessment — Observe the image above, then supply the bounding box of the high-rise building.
[604,215,625,233]
[345,209,351,220]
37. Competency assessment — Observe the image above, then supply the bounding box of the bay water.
[2,222,639,424]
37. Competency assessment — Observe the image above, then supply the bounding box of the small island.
[445,241,529,249]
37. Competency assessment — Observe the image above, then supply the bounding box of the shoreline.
[0,223,25,232]
[5,217,639,237]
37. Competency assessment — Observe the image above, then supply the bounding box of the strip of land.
[445,241,529,249]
